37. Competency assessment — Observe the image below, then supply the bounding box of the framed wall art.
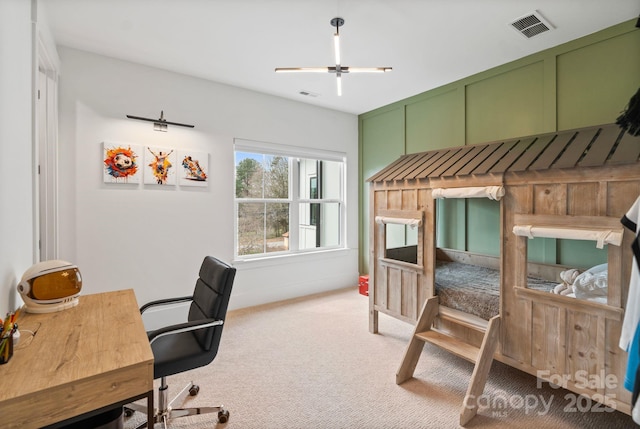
[103,142,142,183]
[178,150,209,187]
[144,146,177,185]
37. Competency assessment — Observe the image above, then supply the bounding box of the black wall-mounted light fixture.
[126,111,194,132]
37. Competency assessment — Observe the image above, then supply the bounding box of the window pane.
[264,155,289,199]
[298,158,318,199]
[298,159,342,200]
[319,160,342,200]
[237,202,265,255]
[266,203,289,253]
[235,152,264,198]
[234,143,345,258]
[385,223,418,264]
[298,202,340,249]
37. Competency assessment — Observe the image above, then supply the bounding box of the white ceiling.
[42,0,639,115]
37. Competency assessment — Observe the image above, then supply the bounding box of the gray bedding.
[435,260,555,320]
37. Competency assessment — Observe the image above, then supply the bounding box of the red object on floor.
[358,275,369,296]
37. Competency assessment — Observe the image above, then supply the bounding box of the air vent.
[510,11,553,39]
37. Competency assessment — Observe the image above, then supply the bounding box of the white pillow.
[573,263,608,299]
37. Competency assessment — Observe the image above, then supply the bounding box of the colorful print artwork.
[144,146,177,185]
[178,151,209,187]
[103,142,141,183]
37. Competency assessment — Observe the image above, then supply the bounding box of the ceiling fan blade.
[344,67,393,73]
[274,67,331,73]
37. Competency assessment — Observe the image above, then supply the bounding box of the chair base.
[125,378,229,428]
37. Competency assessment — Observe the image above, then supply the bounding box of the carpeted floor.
[126,287,637,428]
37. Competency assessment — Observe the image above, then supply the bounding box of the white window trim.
[233,139,347,261]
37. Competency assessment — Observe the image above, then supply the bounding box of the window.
[512,214,623,306]
[375,211,423,267]
[385,223,418,264]
[234,140,345,258]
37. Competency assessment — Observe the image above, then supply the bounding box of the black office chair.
[126,256,236,428]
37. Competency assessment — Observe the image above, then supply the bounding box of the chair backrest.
[188,256,236,353]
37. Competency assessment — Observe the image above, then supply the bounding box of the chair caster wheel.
[189,384,200,396]
[218,409,230,423]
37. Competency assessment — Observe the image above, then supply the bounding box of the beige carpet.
[126,287,637,429]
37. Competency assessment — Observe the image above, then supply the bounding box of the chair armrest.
[140,295,193,314]
[148,318,224,345]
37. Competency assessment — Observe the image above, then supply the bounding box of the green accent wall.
[557,29,640,130]
[359,19,640,274]
[466,61,548,144]
[359,109,404,273]
[406,88,464,152]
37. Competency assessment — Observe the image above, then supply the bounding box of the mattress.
[435,260,555,320]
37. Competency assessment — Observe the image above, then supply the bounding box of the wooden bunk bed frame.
[367,123,640,425]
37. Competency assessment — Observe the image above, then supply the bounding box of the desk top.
[0,289,154,429]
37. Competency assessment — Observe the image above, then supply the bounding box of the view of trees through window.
[235,153,289,255]
[235,144,345,258]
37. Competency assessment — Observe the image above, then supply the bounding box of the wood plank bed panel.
[428,145,474,177]
[508,135,555,172]
[389,152,437,181]
[567,182,601,216]
[472,141,518,175]
[455,143,501,176]
[607,131,640,165]
[438,145,487,177]
[578,126,620,168]
[565,310,600,377]
[415,149,462,179]
[368,155,408,182]
[377,153,423,182]
[533,183,568,215]
[406,150,450,180]
[552,128,599,169]
[490,138,536,173]
[531,302,562,373]
[529,133,573,170]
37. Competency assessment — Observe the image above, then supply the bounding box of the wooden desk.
[0,289,154,429]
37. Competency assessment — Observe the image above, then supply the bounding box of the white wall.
[57,47,359,310]
[0,0,35,316]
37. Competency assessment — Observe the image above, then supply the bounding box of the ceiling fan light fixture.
[275,67,330,73]
[334,33,341,65]
[348,67,392,73]
[275,17,391,96]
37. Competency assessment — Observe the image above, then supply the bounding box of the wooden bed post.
[460,315,501,426]
[396,296,439,384]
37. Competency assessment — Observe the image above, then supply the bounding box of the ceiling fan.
[275,17,392,96]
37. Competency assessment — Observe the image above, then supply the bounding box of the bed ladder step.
[396,296,501,427]
[414,330,478,363]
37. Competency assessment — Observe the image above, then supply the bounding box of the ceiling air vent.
[510,11,553,39]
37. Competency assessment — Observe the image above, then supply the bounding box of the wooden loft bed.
[367,123,640,425]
